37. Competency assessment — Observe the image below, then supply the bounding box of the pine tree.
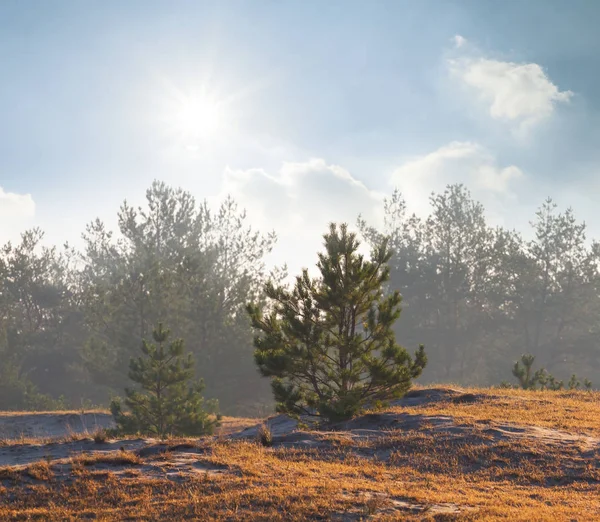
[511,354,561,390]
[512,354,542,390]
[110,323,220,438]
[509,354,595,391]
[247,223,427,423]
[568,374,581,390]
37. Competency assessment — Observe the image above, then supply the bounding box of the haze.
[1,0,600,410]
[2,4,600,519]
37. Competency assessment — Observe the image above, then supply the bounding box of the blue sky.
[1,1,599,272]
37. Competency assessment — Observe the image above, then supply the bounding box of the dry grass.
[70,450,143,468]
[0,387,598,520]
[0,437,597,520]
[24,460,54,481]
[91,427,110,444]
[394,386,600,435]
[216,416,261,436]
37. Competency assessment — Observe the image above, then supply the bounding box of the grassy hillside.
[0,387,598,520]
[392,385,600,434]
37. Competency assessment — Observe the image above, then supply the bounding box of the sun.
[157,78,245,150]
[172,95,223,144]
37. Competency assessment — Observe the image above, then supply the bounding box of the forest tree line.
[0,181,598,413]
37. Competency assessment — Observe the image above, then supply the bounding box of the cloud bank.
[223,146,529,275]
[223,158,384,274]
[390,141,524,222]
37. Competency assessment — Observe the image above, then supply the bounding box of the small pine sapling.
[510,354,591,392]
[111,323,220,438]
[568,374,581,390]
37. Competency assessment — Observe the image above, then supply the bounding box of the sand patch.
[0,412,115,441]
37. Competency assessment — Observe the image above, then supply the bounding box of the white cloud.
[390,141,524,222]
[0,187,36,243]
[223,158,384,274]
[453,34,467,49]
[449,48,573,134]
[222,151,527,274]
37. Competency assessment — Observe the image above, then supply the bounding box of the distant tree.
[111,323,220,438]
[6,178,600,413]
[247,223,427,422]
[359,185,495,383]
[81,181,280,414]
[518,200,600,373]
[360,186,600,388]
[423,185,494,380]
[0,229,85,407]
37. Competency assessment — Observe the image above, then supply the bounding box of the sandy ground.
[0,413,256,467]
[0,388,598,469]
[232,387,600,452]
[0,412,115,441]
[1,389,598,519]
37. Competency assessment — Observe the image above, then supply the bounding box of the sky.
[2,0,600,274]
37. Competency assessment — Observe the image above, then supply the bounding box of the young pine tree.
[509,354,589,391]
[247,223,427,423]
[111,323,220,438]
[512,354,543,390]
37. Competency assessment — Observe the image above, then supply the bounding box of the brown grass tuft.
[25,460,54,481]
[256,424,273,447]
[92,428,109,444]
[72,450,142,468]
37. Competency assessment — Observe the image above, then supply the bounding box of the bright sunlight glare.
[158,84,233,151]
[173,95,222,142]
